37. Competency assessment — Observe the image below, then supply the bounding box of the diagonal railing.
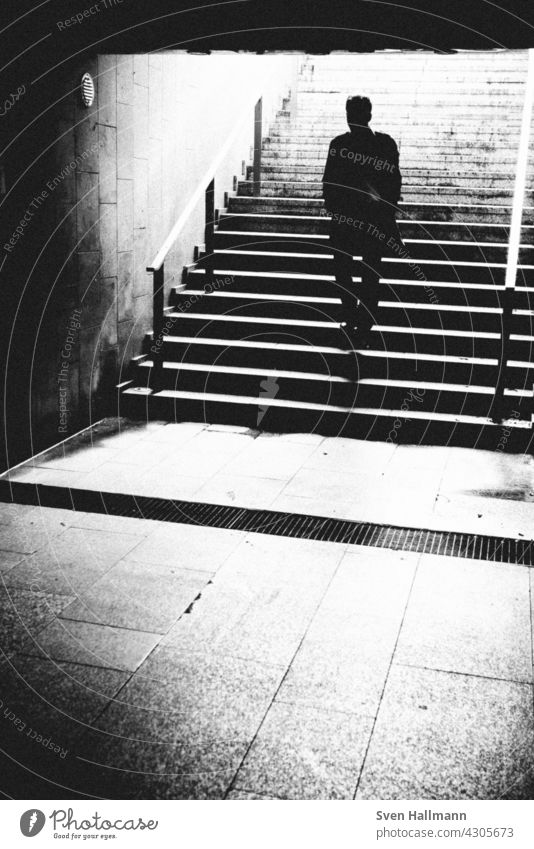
[146,61,299,385]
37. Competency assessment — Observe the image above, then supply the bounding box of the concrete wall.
[4,52,293,466]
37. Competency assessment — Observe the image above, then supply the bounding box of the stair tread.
[162,335,344,353]
[164,316,510,338]
[221,213,534,229]
[138,360,349,382]
[171,300,533,317]
[214,247,534,269]
[178,288,340,304]
[231,196,530,209]
[177,288,534,312]
[168,311,337,328]
[136,359,517,395]
[216,230,533,250]
[123,387,531,428]
[153,336,503,365]
[188,268,533,291]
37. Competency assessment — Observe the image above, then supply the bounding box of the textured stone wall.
[6,52,292,465]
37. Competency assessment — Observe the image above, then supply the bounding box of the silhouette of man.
[322,96,402,349]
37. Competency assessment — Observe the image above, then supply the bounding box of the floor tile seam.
[74,536,250,751]
[1,651,134,675]
[272,696,377,721]
[0,579,75,636]
[52,569,215,635]
[392,659,534,687]
[221,549,347,798]
[1,554,144,604]
[352,551,422,799]
[196,438,264,490]
[55,612,166,638]
[102,543,247,712]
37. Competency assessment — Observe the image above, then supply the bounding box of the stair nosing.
[124,388,532,428]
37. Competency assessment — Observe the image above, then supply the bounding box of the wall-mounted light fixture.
[80,73,95,107]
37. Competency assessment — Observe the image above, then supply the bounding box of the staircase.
[122,51,534,447]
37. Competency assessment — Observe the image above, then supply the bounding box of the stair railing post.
[493,48,534,424]
[253,97,263,196]
[204,178,215,291]
[152,264,164,386]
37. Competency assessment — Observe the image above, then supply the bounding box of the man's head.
[346,96,372,129]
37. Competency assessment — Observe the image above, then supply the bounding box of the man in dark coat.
[322,96,403,348]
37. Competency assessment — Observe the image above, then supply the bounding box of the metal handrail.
[145,56,299,386]
[147,92,261,386]
[146,87,271,384]
[147,91,264,274]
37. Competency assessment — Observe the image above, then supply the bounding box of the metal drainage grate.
[0,480,532,566]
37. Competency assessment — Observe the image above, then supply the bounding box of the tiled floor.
[0,419,533,799]
[4,418,534,536]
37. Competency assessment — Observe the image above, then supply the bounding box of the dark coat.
[322,128,404,255]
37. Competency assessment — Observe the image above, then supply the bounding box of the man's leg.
[334,250,359,317]
[355,241,382,345]
[330,223,359,327]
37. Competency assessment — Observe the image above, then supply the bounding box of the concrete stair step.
[186,267,508,299]
[265,137,523,151]
[267,121,524,134]
[263,133,522,146]
[142,330,534,390]
[177,283,506,309]
[296,99,524,107]
[227,196,531,224]
[237,182,517,203]
[299,74,527,81]
[173,288,343,319]
[183,270,534,307]
[260,168,518,189]
[381,281,534,308]
[121,386,531,447]
[269,118,524,131]
[173,288,534,330]
[152,329,504,366]
[297,88,526,97]
[204,248,534,285]
[249,175,528,194]
[261,150,519,165]
[154,318,527,359]
[141,344,509,387]
[211,231,534,264]
[165,300,521,335]
[163,320,534,363]
[294,112,523,123]
[217,214,534,243]
[129,359,529,418]
[300,63,527,70]
[186,267,345,296]
[297,80,526,88]
[154,332,352,370]
[134,359,353,405]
